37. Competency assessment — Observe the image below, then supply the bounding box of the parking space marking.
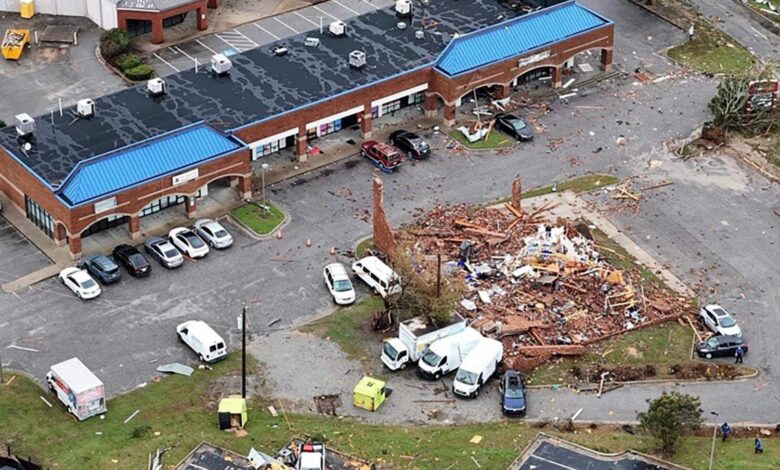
[332,0,360,15]
[274,16,300,34]
[196,39,218,55]
[312,5,340,21]
[233,28,259,47]
[153,52,181,73]
[528,454,577,470]
[172,46,196,63]
[294,11,321,29]
[359,0,377,9]
[253,23,281,40]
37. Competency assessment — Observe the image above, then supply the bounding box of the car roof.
[183,321,224,344]
[325,263,349,279]
[72,269,93,283]
[170,227,191,235]
[354,256,398,280]
[713,335,742,344]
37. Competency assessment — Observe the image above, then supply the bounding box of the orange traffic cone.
[305,239,312,247]
[276,230,283,239]
[330,246,336,255]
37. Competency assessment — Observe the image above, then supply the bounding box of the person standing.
[755,437,764,454]
[721,422,731,442]
[688,24,695,42]
[735,345,745,364]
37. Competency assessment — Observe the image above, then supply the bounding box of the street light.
[260,163,269,212]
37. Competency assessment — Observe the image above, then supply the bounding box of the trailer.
[46,358,106,421]
[2,29,29,61]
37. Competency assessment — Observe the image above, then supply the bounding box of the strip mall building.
[0,0,613,258]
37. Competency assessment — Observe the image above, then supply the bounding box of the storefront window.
[409,91,424,105]
[24,196,53,238]
[381,100,402,115]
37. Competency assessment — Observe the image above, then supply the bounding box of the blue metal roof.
[435,1,610,77]
[58,123,242,206]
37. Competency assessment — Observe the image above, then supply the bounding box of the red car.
[360,140,403,173]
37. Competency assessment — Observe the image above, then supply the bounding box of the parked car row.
[360,129,430,173]
[695,304,748,360]
[59,219,233,299]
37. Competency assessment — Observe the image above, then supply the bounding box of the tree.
[708,73,780,134]
[638,391,703,455]
[99,28,131,59]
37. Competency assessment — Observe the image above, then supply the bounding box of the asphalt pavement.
[0,0,779,427]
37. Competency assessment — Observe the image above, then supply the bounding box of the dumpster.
[352,376,391,411]
[2,29,29,60]
[217,396,248,430]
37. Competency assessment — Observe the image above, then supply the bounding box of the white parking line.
[313,5,340,21]
[529,455,578,470]
[173,46,196,62]
[294,11,320,28]
[359,0,377,9]
[332,0,359,15]
[274,16,300,34]
[233,28,259,47]
[196,38,218,55]
[751,26,768,40]
[254,23,281,40]
[153,52,180,72]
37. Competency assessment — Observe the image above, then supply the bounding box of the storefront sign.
[518,51,551,68]
[172,169,199,186]
[94,197,117,214]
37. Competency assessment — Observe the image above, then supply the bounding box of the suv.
[499,370,526,416]
[699,304,742,338]
[360,140,403,172]
[78,254,121,284]
[112,244,152,278]
[389,130,430,159]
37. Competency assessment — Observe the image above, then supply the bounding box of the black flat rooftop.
[0,0,519,187]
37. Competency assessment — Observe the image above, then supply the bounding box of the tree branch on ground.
[708,72,780,134]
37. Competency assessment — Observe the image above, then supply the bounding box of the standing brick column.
[423,92,438,118]
[54,223,68,247]
[496,83,511,99]
[296,132,308,163]
[185,196,197,219]
[69,235,82,260]
[443,103,456,127]
[360,111,373,139]
[552,66,563,89]
[372,173,396,257]
[239,175,253,200]
[151,17,164,44]
[511,177,522,215]
[207,0,218,7]
[128,214,142,240]
[197,6,208,30]
[601,48,613,72]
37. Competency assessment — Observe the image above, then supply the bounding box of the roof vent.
[397,21,407,30]
[329,20,346,37]
[304,37,320,47]
[272,46,288,56]
[147,77,166,97]
[211,53,232,75]
[14,113,34,137]
[349,50,366,69]
[77,99,95,118]
[415,30,424,40]
[395,0,412,17]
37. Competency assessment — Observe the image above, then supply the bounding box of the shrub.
[638,391,703,455]
[124,64,154,81]
[99,28,131,59]
[0,120,5,129]
[118,54,141,71]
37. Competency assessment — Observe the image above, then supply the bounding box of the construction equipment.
[2,29,29,61]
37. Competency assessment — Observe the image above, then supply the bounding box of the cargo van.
[46,357,106,421]
[176,320,227,363]
[452,338,503,398]
[351,256,401,298]
[418,327,482,380]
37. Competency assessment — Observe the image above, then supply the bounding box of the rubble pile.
[399,203,690,371]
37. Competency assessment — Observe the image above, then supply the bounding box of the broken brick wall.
[372,174,397,256]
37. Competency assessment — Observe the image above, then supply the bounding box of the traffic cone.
[276,230,283,239]
[330,246,336,255]
[305,239,312,248]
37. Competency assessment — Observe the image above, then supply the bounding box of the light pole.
[260,163,269,213]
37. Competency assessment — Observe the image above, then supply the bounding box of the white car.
[699,304,742,338]
[194,218,233,249]
[323,263,355,305]
[169,227,209,259]
[58,267,101,299]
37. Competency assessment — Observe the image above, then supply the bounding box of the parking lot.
[0,215,51,285]
[149,0,395,74]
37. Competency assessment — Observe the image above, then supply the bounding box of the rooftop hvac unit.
[271,46,288,56]
[397,22,407,30]
[146,78,167,97]
[349,50,366,69]
[14,113,34,137]
[304,37,320,47]
[329,20,346,37]
[211,53,232,75]
[77,99,95,118]
[395,0,412,16]
[415,30,424,40]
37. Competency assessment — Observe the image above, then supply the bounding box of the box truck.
[417,327,482,380]
[46,358,106,420]
[381,312,466,370]
[452,338,503,398]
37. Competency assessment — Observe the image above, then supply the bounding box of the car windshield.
[81,279,97,289]
[505,378,524,398]
[421,349,442,367]
[706,337,720,348]
[455,369,478,386]
[718,317,736,327]
[383,342,399,360]
[164,249,179,258]
[511,119,527,130]
[184,233,204,247]
[214,229,229,238]
[129,254,146,266]
[96,258,117,272]
[333,279,352,292]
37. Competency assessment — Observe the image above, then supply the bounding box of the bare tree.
[708,73,779,134]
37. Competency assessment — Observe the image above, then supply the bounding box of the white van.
[452,338,503,398]
[176,320,227,363]
[351,256,401,298]
[418,327,482,380]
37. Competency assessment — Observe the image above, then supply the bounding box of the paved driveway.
[0,215,51,285]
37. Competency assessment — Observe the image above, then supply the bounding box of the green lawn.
[231,201,285,235]
[355,237,376,258]
[667,20,754,75]
[449,129,514,150]
[520,174,619,199]
[299,296,385,363]
[3,365,780,469]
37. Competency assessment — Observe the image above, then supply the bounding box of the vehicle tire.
[67,406,73,416]
[473,389,479,399]
[400,362,408,370]
[706,353,712,359]
[76,292,82,299]
[434,372,442,380]
[47,380,54,392]
[198,354,204,362]
[209,241,215,248]
[177,333,184,343]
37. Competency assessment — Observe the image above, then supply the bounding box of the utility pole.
[241,306,247,399]
[436,252,441,298]
[0,351,4,384]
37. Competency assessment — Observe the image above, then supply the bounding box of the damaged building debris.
[380,178,691,372]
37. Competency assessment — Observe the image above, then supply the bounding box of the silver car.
[194,218,233,249]
[144,236,184,268]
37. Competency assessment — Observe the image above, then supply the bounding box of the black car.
[77,254,121,284]
[499,370,527,416]
[389,130,430,159]
[496,113,534,141]
[696,335,748,359]
[112,244,152,278]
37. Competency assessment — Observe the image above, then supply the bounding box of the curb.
[624,0,687,30]
[731,0,780,36]
[225,200,290,241]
